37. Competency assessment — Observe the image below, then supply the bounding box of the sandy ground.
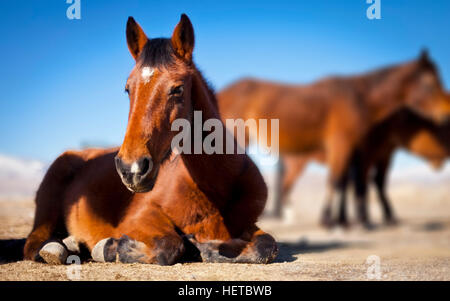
[0,172,449,281]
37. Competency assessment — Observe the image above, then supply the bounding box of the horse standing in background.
[218,53,450,226]
[24,15,278,265]
[349,108,450,227]
[280,109,450,227]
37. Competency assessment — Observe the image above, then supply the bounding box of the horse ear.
[171,14,195,61]
[419,48,430,64]
[126,17,148,60]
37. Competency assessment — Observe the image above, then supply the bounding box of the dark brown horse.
[279,108,450,228]
[218,53,450,224]
[24,15,278,265]
[348,108,450,227]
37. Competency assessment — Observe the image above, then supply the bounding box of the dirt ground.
[0,175,449,281]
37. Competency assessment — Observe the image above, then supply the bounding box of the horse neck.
[438,124,450,155]
[180,71,243,201]
[362,63,414,124]
[389,111,448,157]
[391,112,434,146]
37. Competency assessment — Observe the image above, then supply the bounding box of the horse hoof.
[384,218,399,227]
[63,236,80,253]
[39,242,68,265]
[91,238,118,263]
[320,209,335,229]
[253,234,279,263]
[361,222,376,231]
[337,220,350,229]
[320,217,336,229]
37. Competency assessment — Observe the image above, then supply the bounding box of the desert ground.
[0,167,449,281]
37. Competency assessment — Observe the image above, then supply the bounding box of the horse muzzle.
[114,155,159,193]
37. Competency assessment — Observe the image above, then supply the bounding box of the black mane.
[137,38,175,68]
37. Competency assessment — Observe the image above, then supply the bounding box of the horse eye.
[169,85,184,97]
[422,82,435,93]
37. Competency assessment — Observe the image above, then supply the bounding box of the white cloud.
[0,154,47,200]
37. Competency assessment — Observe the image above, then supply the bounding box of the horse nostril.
[115,156,128,177]
[138,157,152,176]
[445,115,450,124]
[114,156,122,172]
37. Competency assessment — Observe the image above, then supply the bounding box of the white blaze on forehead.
[141,67,154,83]
[131,162,140,173]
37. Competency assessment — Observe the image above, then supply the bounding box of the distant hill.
[0,152,448,201]
[0,154,47,200]
[390,161,450,185]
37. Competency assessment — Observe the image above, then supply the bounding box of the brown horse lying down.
[218,52,450,224]
[23,15,278,265]
[279,108,450,228]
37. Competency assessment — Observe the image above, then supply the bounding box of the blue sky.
[0,0,449,168]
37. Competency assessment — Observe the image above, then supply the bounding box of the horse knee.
[117,235,184,265]
[188,232,278,264]
[252,233,278,263]
[153,235,185,265]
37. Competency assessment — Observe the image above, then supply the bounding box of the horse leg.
[336,170,350,227]
[186,162,277,265]
[279,155,309,220]
[24,152,85,263]
[270,155,308,218]
[321,137,353,228]
[92,232,185,266]
[373,156,397,225]
[321,170,349,228]
[321,185,335,227]
[91,205,185,265]
[188,227,278,264]
[351,151,373,229]
[117,232,185,265]
[270,156,285,218]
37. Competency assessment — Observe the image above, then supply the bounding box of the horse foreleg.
[336,171,350,227]
[274,155,309,221]
[91,233,185,265]
[321,136,354,228]
[270,156,285,218]
[351,151,374,229]
[373,155,397,225]
[188,228,278,264]
[91,205,185,265]
[117,233,185,265]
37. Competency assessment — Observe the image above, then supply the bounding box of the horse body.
[40,145,266,263]
[349,109,450,226]
[218,53,450,223]
[24,15,277,265]
[219,77,365,154]
[279,109,450,226]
